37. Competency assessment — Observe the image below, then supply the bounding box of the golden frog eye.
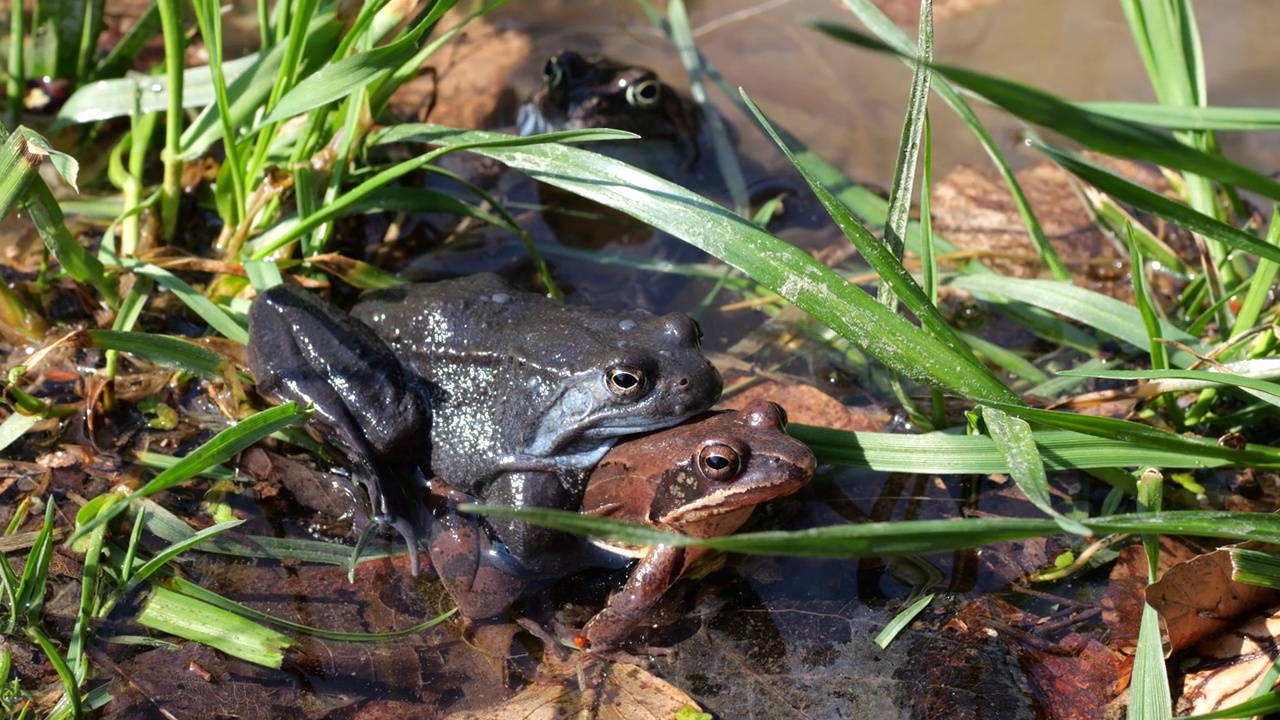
[607,367,646,397]
[697,443,742,481]
[626,79,661,108]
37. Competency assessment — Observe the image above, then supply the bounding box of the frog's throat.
[524,371,709,461]
[506,439,617,474]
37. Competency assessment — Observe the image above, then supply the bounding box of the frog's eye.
[697,444,742,481]
[626,79,661,108]
[544,57,566,88]
[607,367,647,397]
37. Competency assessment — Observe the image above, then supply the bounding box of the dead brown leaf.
[721,378,888,432]
[445,659,704,720]
[1178,607,1280,718]
[931,163,1127,292]
[1147,543,1280,654]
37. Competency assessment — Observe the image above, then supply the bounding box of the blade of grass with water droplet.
[409,124,1016,403]
[951,275,1205,367]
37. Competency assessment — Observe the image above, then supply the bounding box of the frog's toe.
[381,514,422,575]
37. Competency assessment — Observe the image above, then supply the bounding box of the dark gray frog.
[517,50,703,177]
[351,273,720,492]
[246,274,722,616]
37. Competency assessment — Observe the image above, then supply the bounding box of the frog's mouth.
[528,410,703,464]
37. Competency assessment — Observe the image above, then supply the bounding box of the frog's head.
[528,311,722,464]
[582,399,817,538]
[517,51,701,153]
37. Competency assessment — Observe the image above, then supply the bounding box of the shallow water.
[493,0,1280,188]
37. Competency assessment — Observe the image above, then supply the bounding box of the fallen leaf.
[1147,543,1280,654]
[445,659,705,720]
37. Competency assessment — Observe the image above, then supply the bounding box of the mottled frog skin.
[351,273,722,493]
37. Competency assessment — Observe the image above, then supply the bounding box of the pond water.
[494,0,1280,188]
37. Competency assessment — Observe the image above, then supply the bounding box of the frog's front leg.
[479,470,594,578]
[247,284,432,572]
[578,545,687,651]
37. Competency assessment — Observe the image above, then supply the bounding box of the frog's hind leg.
[247,284,432,574]
[350,457,427,575]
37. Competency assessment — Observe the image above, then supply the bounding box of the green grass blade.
[138,586,295,668]
[14,127,78,191]
[178,11,342,159]
[0,413,40,455]
[791,424,1249,476]
[249,126,634,259]
[464,507,1280,558]
[414,124,1016,403]
[1182,695,1280,719]
[983,407,1088,535]
[167,577,454,641]
[260,29,421,125]
[831,0,1058,279]
[880,0,938,293]
[665,0,748,213]
[1061,367,1280,406]
[22,180,114,305]
[960,332,1049,385]
[1130,603,1173,719]
[1079,102,1280,130]
[56,55,259,125]
[1035,140,1280,264]
[1231,206,1280,343]
[987,401,1280,467]
[26,627,80,717]
[85,330,228,379]
[71,403,310,543]
[951,275,1205,366]
[0,130,38,219]
[14,502,57,620]
[815,23,1280,201]
[119,261,247,343]
[92,1,159,79]
[875,593,933,649]
[125,520,244,590]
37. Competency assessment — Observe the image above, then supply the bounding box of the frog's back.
[352,273,702,376]
[351,273,722,491]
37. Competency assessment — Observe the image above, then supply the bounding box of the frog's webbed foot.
[582,643,675,667]
[349,458,427,575]
[514,617,574,663]
[352,509,422,576]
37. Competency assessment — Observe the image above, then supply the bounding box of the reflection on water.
[492,0,1280,188]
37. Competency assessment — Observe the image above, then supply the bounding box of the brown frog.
[574,399,816,651]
